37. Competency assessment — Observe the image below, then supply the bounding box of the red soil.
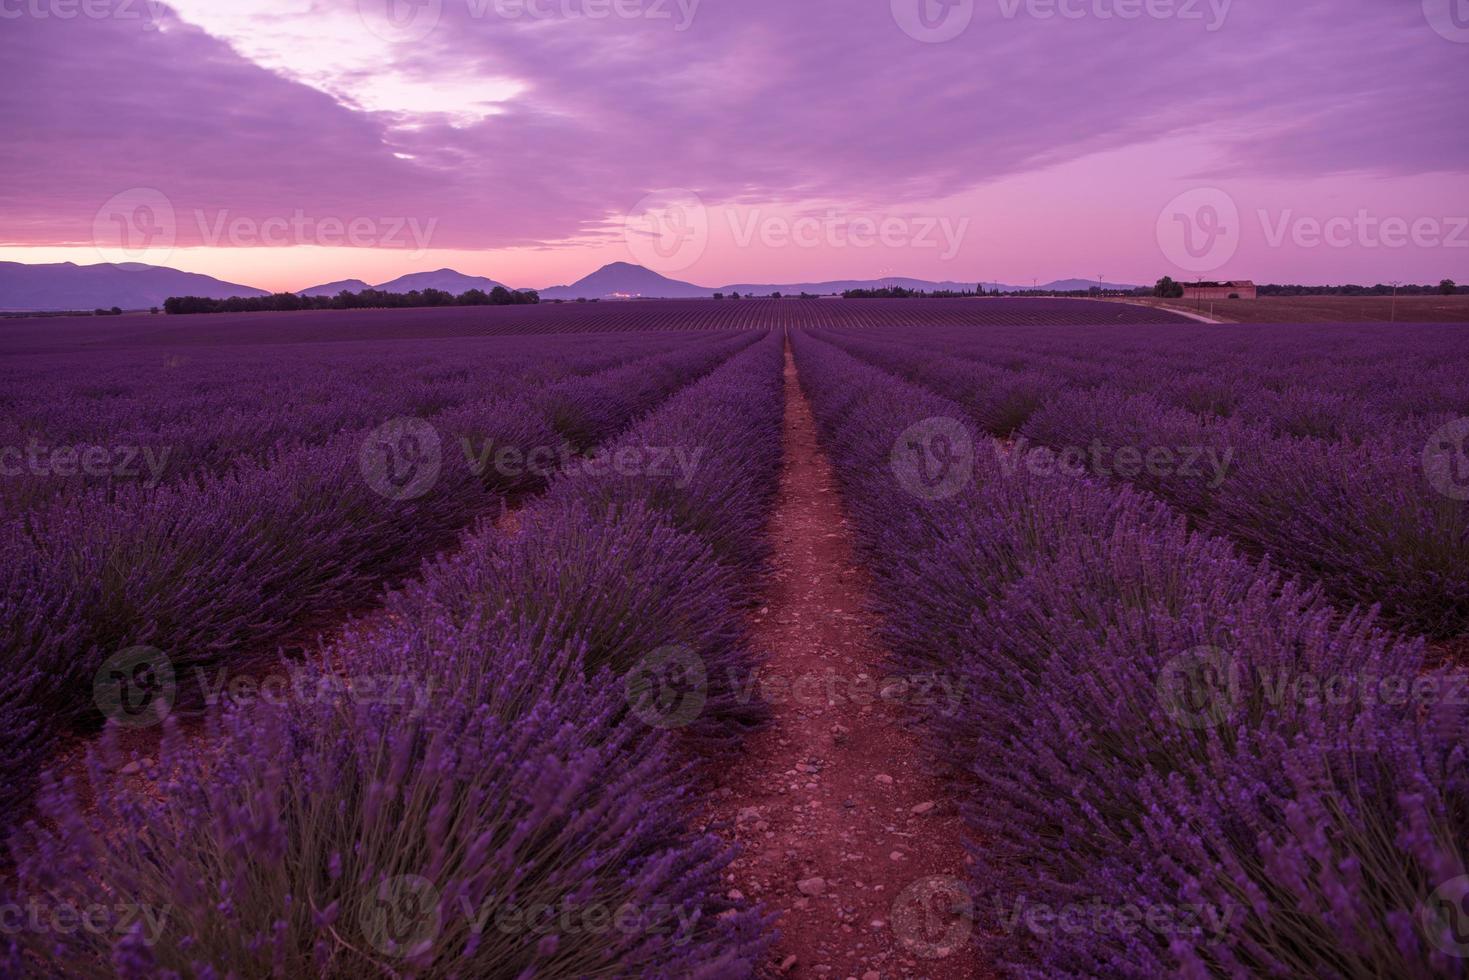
[703,344,991,979]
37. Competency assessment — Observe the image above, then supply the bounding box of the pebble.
[797,876,827,897]
[910,801,936,815]
[874,774,893,786]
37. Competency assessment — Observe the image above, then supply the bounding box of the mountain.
[1042,278,1140,292]
[373,269,508,294]
[297,278,371,297]
[0,261,269,312]
[540,262,715,300]
[719,277,1011,295]
[719,277,1141,295]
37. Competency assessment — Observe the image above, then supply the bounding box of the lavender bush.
[819,327,1469,639]
[0,333,679,510]
[4,332,787,975]
[7,618,770,977]
[0,334,756,827]
[397,497,769,752]
[791,330,1469,978]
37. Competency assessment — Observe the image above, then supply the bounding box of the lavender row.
[0,333,686,511]
[821,323,1469,444]
[4,333,787,977]
[0,333,756,827]
[395,327,787,750]
[790,330,1469,978]
[817,328,1469,639]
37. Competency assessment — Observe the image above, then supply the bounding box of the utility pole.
[1390,281,1400,323]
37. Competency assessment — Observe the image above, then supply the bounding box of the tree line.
[841,285,989,299]
[1254,280,1460,296]
[1155,277,1461,298]
[164,286,540,315]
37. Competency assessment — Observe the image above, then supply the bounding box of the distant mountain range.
[0,261,268,312]
[0,260,1141,312]
[537,264,1138,299]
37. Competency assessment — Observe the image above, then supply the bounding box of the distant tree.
[163,283,539,316]
[1442,279,1458,296]
[842,286,919,299]
[771,291,782,299]
[730,292,741,299]
[1154,276,1185,299]
[150,306,160,315]
[713,292,724,300]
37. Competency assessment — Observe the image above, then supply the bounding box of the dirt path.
[706,342,989,979]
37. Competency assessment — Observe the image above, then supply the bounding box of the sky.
[1,0,1466,292]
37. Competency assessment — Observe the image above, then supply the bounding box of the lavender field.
[1,301,1467,978]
